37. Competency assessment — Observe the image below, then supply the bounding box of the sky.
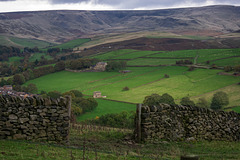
[0,0,240,13]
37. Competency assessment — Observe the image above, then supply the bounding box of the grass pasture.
[8,56,24,63]
[233,106,240,113]
[1,129,240,160]
[9,36,54,48]
[146,48,240,66]
[25,66,240,106]
[210,57,240,66]
[91,49,136,60]
[113,50,159,59]
[29,53,53,62]
[77,98,136,121]
[127,58,181,66]
[52,38,90,49]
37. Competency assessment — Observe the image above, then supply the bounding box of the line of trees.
[143,91,229,110]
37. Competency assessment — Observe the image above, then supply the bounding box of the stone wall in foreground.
[0,95,71,143]
[136,104,240,142]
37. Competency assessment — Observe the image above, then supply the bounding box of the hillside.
[0,5,240,43]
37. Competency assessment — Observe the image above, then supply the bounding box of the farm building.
[93,91,106,98]
[93,62,107,71]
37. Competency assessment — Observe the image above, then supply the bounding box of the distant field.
[210,57,240,66]
[29,53,53,62]
[92,48,240,67]
[25,66,240,106]
[147,35,213,40]
[34,64,56,69]
[113,51,159,59]
[51,38,90,49]
[146,48,240,66]
[77,99,136,121]
[127,58,180,66]
[91,49,136,60]
[8,56,24,63]
[9,37,54,48]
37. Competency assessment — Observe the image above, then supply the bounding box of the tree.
[143,94,161,106]
[70,90,83,97]
[48,90,62,99]
[224,66,233,72]
[62,91,76,99]
[122,86,129,91]
[54,61,65,72]
[196,98,209,108]
[164,74,170,78]
[210,91,229,110]
[13,74,25,85]
[180,97,195,107]
[106,61,127,72]
[234,65,240,72]
[0,78,7,86]
[26,83,38,94]
[159,93,175,106]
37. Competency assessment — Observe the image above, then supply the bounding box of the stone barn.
[93,62,107,71]
[93,91,106,98]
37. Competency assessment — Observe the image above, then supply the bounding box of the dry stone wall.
[0,95,71,143]
[136,103,240,142]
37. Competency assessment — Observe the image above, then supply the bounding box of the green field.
[146,48,240,66]
[91,49,136,60]
[113,51,159,59]
[29,53,53,62]
[210,57,240,66]
[52,38,90,49]
[92,48,240,67]
[1,132,240,160]
[233,106,240,113]
[127,58,181,66]
[9,37,54,48]
[8,56,24,63]
[25,66,240,106]
[77,99,136,121]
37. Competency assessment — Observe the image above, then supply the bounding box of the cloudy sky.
[0,0,240,13]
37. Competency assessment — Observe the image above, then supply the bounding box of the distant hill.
[0,5,240,43]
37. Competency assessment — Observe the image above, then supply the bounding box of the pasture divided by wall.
[135,104,240,142]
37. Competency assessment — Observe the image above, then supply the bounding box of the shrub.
[180,97,195,107]
[143,93,161,106]
[188,66,195,71]
[88,111,135,129]
[196,98,209,108]
[159,93,175,106]
[72,97,98,113]
[122,86,129,91]
[210,91,229,110]
[47,90,62,99]
[106,61,127,72]
[164,74,170,78]
[143,93,175,106]
[71,104,83,115]
[70,90,83,97]
[224,66,233,72]
[62,91,76,99]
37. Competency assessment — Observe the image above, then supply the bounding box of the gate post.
[136,104,142,143]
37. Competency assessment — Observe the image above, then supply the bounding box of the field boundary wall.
[0,95,71,143]
[135,103,240,142]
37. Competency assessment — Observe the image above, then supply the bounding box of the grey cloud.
[50,0,240,9]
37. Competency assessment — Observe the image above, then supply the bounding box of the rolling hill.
[0,5,240,43]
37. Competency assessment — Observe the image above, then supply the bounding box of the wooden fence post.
[136,104,142,143]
